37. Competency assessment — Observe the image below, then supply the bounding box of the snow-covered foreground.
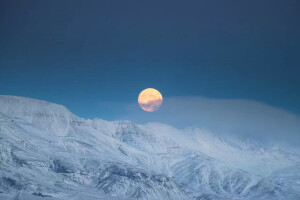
[0,95,299,200]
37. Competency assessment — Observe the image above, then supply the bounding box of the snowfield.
[0,95,299,200]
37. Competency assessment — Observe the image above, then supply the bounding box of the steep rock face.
[94,163,187,200]
[0,95,299,200]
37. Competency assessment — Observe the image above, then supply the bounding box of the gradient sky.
[0,0,300,121]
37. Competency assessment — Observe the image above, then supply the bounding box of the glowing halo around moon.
[138,88,163,112]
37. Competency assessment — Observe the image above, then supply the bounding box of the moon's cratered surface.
[138,88,163,112]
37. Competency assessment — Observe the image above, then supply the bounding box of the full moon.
[138,88,163,112]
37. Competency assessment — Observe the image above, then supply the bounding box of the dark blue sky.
[0,0,299,120]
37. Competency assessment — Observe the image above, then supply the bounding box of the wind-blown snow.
[0,95,299,200]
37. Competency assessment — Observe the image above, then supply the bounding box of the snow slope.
[0,95,299,200]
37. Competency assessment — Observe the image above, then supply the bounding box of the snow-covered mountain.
[0,95,299,200]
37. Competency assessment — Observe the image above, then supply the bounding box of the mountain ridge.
[0,95,299,200]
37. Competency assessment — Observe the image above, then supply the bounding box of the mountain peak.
[0,95,69,113]
[0,95,75,136]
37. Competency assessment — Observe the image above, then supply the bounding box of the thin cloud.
[120,96,300,147]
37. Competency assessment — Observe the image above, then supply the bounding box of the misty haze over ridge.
[97,96,300,148]
[0,95,299,200]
